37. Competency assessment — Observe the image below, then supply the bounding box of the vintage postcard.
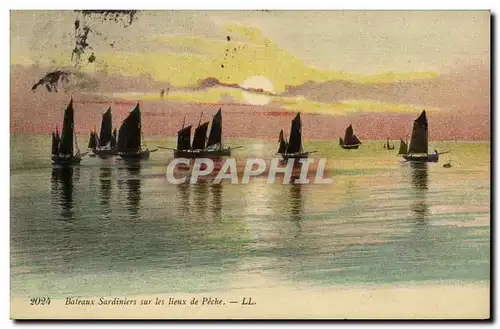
[10,10,490,319]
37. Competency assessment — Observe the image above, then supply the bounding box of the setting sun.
[242,76,275,106]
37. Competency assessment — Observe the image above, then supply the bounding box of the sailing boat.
[401,110,441,162]
[171,109,233,158]
[51,98,85,165]
[279,112,310,160]
[385,138,395,150]
[339,124,361,149]
[93,107,119,157]
[117,103,156,159]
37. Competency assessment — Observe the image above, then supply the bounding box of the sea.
[10,135,491,298]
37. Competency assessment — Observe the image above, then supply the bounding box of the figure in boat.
[51,98,86,165]
[173,109,232,158]
[117,103,157,160]
[340,124,361,149]
[277,112,310,160]
[400,110,446,163]
[92,107,119,157]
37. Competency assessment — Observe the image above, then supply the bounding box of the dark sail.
[88,131,97,149]
[408,110,428,154]
[99,107,113,147]
[398,139,408,155]
[206,109,222,148]
[117,104,141,152]
[51,132,59,155]
[339,137,343,145]
[278,129,288,154]
[111,128,117,148]
[343,124,361,145]
[59,99,75,155]
[286,112,303,154]
[192,122,209,150]
[177,125,192,150]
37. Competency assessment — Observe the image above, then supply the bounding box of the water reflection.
[99,167,112,209]
[409,162,429,224]
[51,166,79,220]
[118,163,142,219]
[211,182,223,221]
[176,182,191,216]
[288,182,304,237]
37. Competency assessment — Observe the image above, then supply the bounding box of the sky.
[9,10,491,140]
[10,10,490,91]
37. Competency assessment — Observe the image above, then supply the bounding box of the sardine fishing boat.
[117,103,157,160]
[339,124,361,149]
[166,109,234,158]
[277,112,311,160]
[401,110,447,162]
[51,98,86,165]
[93,107,118,157]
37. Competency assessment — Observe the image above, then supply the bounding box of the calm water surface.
[10,135,490,298]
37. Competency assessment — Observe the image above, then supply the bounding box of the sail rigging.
[408,110,428,154]
[206,109,223,148]
[99,107,113,147]
[192,122,209,150]
[398,139,408,155]
[286,112,303,154]
[278,129,288,154]
[177,125,192,151]
[117,103,142,153]
[59,99,75,155]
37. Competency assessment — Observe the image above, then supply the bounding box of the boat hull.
[174,148,231,158]
[280,152,310,160]
[119,149,150,160]
[340,144,360,149]
[403,153,439,163]
[92,148,119,157]
[51,154,82,165]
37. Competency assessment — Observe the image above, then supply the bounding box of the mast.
[286,112,303,154]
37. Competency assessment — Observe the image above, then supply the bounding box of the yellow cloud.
[90,24,439,93]
[112,87,433,116]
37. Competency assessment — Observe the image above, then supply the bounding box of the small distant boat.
[172,109,233,158]
[93,108,119,157]
[278,112,310,160]
[384,138,395,150]
[117,103,156,160]
[51,98,85,165]
[401,110,444,163]
[340,124,361,149]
